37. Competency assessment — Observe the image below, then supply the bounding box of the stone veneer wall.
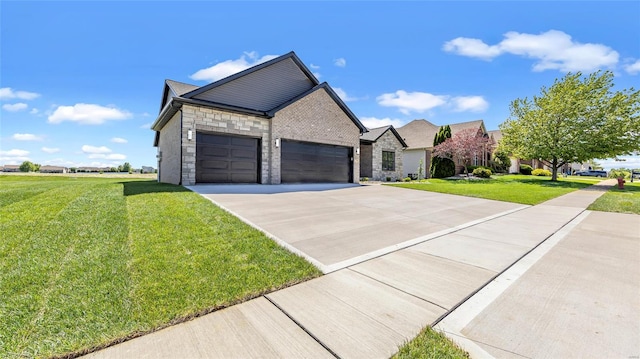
[180,104,270,185]
[271,88,361,184]
[371,130,404,181]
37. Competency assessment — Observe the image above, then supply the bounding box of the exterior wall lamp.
[187,129,193,141]
[275,138,280,148]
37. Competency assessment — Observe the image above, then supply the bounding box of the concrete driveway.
[189,183,526,272]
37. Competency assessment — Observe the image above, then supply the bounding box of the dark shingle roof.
[360,125,407,147]
[487,129,503,142]
[166,79,199,96]
[448,119,486,136]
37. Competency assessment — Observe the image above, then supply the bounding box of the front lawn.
[588,181,640,214]
[389,175,599,205]
[0,176,321,358]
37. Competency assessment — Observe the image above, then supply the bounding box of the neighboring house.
[395,119,440,179]
[2,165,20,172]
[152,51,367,185]
[39,165,68,173]
[77,167,107,173]
[141,166,155,174]
[359,125,407,181]
[397,119,493,178]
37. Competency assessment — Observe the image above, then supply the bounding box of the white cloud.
[190,51,279,82]
[82,145,112,154]
[48,104,132,125]
[451,96,489,112]
[333,87,358,102]
[0,149,30,162]
[334,58,346,67]
[0,87,40,100]
[310,63,320,70]
[3,103,28,112]
[312,72,321,79]
[624,60,640,75]
[42,147,60,154]
[377,90,448,115]
[111,137,128,143]
[443,30,619,72]
[359,117,407,129]
[598,155,640,171]
[140,122,153,129]
[12,133,43,141]
[443,38,501,60]
[87,153,127,160]
[30,108,39,115]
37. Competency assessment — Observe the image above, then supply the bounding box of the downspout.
[179,107,183,185]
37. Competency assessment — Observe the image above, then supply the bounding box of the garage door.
[196,133,260,183]
[281,140,352,183]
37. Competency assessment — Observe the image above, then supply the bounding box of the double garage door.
[196,133,351,183]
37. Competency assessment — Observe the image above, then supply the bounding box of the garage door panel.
[281,140,351,183]
[196,133,259,183]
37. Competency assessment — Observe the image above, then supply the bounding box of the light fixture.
[356,147,360,155]
[187,129,193,141]
[275,138,280,148]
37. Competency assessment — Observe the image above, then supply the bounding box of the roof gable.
[160,79,200,112]
[183,52,319,112]
[360,125,407,147]
[448,119,486,136]
[396,119,440,149]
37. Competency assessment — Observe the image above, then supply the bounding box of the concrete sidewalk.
[85,179,638,359]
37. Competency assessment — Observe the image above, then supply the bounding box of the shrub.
[532,169,552,176]
[608,168,630,179]
[431,157,456,178]
[472,167,492,178]
[360,177,369,182]
[386,176,392,182]
[520,164,533,175]
[403,177,412,182]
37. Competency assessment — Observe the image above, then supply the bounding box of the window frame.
[382,151,395,171]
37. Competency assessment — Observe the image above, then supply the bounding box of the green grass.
[588,181,640,214]
[0,176,321,358]
[389,175,600,205]
[393,326,469,359]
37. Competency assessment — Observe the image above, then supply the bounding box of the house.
[396,119,492,178]
[359,125,407,181]
[395,119,440,179]
[39,165,68,173]
[2,165,20,172]
[152,51,367,185]
[141,166,155,174]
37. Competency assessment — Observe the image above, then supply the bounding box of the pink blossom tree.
[432,128,490,177]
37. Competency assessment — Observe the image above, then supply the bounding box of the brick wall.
[180,104,270,185]
[371,130,404,181]
[271,88,361,183]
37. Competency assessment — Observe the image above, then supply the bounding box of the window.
[382,151,395,171]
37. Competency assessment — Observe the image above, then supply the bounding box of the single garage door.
[196,133,260,183]
[281,140,352,183]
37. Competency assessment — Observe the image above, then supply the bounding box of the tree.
[430,125,456,178]
[433,128,490,177]
[19,161,38,172]
[499,71,640,181]
[121,162,132,173]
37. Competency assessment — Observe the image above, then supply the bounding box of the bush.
[520,164,533,175]
[431,157,456,178]
[360,177,369,182]
[608,168,630,179]
[403,177,412,182]
[472,167,492,178]
[532,169,552,176]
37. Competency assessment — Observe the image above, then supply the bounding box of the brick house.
[397,119,493,178]
[39,165,68,173]
[359,125,407,181]
[152,52,367,185]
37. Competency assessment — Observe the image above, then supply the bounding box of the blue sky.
[1,1,639,170]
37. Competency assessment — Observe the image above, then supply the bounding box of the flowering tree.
[432,128,490,176]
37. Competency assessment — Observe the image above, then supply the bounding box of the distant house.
[76,167,107,173]
[39,165,68,173]
[359,125,407,181]
[141,166,155,173]
[396,119,493,178]
[2,165,20,172]
[152,51,367,185]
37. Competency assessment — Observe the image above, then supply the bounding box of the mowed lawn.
[389,175,600,205]
[0,176,321,358]
[588,181,640,214]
